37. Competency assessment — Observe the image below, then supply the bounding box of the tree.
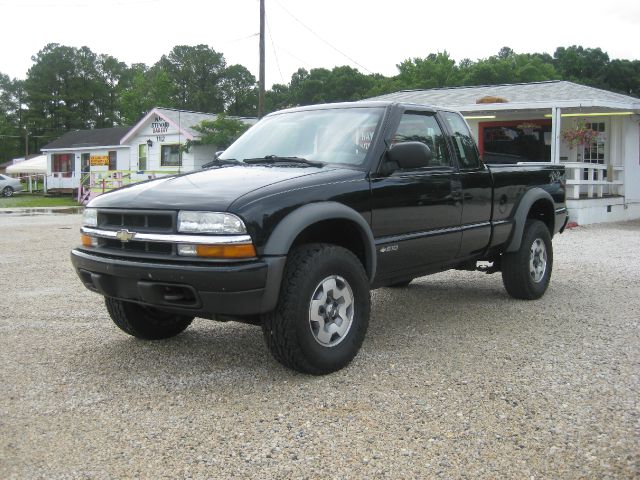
[119,65,174,124]
[323,66,376,102]
[95,54,128,127]
[221,64,257,116]
[0,73,22,162]
[553,46,610,88]
[605,59,640,95]
[396,52,460,89]
[265,83,293,113]
[155,44,226,112]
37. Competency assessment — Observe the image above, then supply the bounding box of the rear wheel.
[262,244,370,375]
[501,220,553,300]
[2,186,14,197]
[104,297,194,339]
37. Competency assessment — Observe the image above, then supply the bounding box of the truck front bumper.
[70,249,286,317]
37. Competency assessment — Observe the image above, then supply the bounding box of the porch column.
[550,106,562,164]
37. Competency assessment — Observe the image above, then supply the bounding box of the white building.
[40,107,256,203]
[370,81,640,225]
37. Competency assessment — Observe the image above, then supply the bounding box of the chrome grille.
[95,209,176,256]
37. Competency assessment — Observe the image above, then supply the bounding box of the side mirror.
[387,142,432,170]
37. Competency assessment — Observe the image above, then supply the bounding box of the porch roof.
[367,81,640,114]
[41,126,131,151]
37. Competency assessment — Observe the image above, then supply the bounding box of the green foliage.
[396,52,460,89]
[221,64,257,116]
[186,114,250,151]
[0,194,80,208]
[156,44,226,112]
[553,46,610,87]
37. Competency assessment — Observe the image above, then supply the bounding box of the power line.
[223,32,260,46]
[272,0,373,74]
[266,13,285,84]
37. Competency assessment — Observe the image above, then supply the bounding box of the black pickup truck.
[71,101,568,374]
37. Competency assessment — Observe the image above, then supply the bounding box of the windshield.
[221,107,384,167]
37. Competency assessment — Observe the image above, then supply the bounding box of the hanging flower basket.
[561,122,599,149]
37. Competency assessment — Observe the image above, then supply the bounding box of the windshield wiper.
[202,158,241,169]
[243,155,325,167]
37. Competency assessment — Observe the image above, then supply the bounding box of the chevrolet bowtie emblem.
[115,229,136,242]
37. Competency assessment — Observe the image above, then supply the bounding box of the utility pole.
[258,0,266,118]
[25,129,29,160]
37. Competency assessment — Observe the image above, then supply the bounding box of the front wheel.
[262,244,370,375]
[501,220,553,300]
[2,186,14,197]
[104,297,194,339]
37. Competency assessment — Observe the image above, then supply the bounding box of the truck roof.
[268,101,447,116]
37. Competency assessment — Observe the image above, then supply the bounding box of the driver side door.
[371,111,463,279]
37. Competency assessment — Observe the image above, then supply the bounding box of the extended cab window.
[441,111,481,169]
[393,113,450,168]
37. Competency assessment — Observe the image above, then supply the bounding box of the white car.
[0,174,23,197]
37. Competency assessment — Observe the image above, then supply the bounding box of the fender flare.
[506,188,555,252]
[263,202,377,282]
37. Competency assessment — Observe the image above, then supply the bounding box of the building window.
[52,153,74,177]
[161,144,182,167]
[108,150,117,170]
[138,144,147,171]
[582,122,606,164]
[479,120,551,164]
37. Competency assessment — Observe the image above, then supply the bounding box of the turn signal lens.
[81,234,97,247]
[177,243,257,258]
[196,243,257,258]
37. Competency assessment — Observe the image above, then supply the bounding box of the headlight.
[83,208,97,227]
[177,211,247,234]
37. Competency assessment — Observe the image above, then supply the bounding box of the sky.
[0,0,639,88]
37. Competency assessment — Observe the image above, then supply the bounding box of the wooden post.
[550,107,562,164]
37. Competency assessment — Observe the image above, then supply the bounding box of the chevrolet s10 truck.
[71,102,568,374]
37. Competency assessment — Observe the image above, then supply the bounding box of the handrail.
[563,162,623,199]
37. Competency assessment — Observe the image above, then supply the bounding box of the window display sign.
[356,127,375,150]
[90,155,110,166]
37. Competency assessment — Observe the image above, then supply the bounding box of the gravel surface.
[1,213,638,479]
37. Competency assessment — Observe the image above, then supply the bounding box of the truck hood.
[88,165,352,211]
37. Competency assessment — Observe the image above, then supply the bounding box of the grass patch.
[0,194,81,208]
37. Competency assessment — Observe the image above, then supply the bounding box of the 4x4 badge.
[115,229,136,242]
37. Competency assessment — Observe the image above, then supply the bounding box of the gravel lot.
[1,213,638,479]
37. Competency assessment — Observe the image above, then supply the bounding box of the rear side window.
[441,111,481,169]
[393,113,451,167]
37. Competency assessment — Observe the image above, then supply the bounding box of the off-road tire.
[2,186,14,197]
[501,219,553,300]
[104,297,194,339]
[262,243,370,375]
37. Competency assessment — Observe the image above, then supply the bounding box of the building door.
[108,150,117,170]
[81,153,90,187]
[138,144,147,171]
